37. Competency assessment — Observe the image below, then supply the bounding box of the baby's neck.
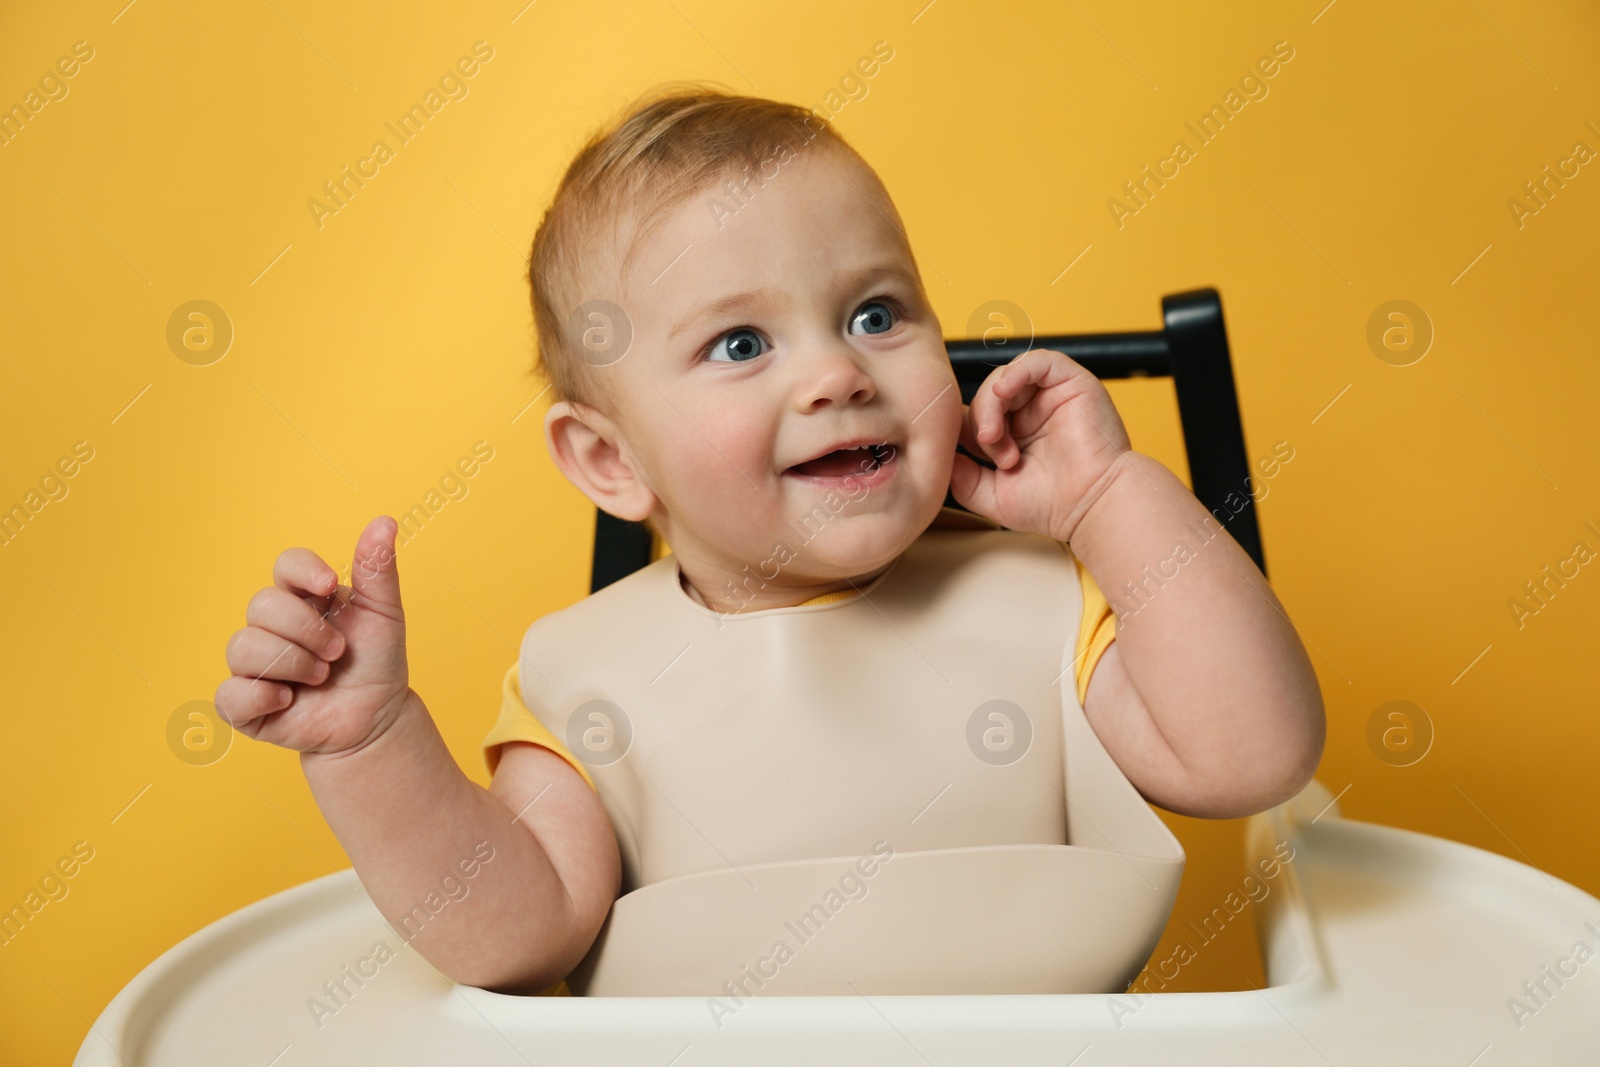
[676,559,890,615]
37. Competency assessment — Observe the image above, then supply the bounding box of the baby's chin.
[743,505,931,580]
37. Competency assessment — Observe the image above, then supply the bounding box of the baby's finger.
[956,404,990,461]
[214,673,294,730]
[949,451,1002,522]
[968,382,1020,469]
[273,547,341,601]
[990,349,1061,399]
[969,370,1012,444]
[963,380,1012,466]
[971,355,1048,466]
[245,586,346,661]
[225,626,332,685]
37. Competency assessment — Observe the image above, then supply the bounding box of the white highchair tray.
[75,780,1600,1064]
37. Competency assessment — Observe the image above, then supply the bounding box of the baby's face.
[603,146,963,586]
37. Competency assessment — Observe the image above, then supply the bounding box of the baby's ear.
[543,400,657,522]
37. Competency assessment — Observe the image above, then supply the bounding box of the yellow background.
[3,0,1597,1060]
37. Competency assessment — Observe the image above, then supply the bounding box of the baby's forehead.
[612,150,911,311]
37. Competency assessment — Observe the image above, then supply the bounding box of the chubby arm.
[949,350,1324,819]
[301,698,620,991]
[1072,451,1325,817]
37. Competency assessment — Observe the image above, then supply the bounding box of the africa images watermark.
[304,839,497,1029]
[0,841,96,949]
[1107,40,1296,229]
[704,124,821,231]
[1107,838,1297,1027]
[1111,440,1294,624]
[706,840,896,1028]
[1504,918,1600,1031]
[1506,120,1599,231]
[1507,519,1600,631]
[1,439,95,549]
[0,39,96,148]
[393,440,496,549]
[306,41,496,230]
[703,40,896,231]
[709,445,898,626]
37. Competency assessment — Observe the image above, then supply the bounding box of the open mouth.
[785,442,897,480]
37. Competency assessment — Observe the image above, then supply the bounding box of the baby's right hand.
[216,516,413,756]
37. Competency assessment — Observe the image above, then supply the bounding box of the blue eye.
[849,300,897,336]
[705,328,768,363]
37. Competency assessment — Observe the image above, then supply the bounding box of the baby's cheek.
[681,409,774,496]
[716,408,774,463]
[912,367,965,446]
[911,372,965,492]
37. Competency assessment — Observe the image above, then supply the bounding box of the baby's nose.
[792,343,877,410]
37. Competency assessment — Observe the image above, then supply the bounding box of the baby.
[216,85,1324,997]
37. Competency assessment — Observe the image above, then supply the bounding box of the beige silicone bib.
[516,509,1185,995]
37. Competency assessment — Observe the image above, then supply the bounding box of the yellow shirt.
[480,543,1116,996]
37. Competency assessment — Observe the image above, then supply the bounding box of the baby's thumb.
[349,516,404,616]
[949,452,999,523]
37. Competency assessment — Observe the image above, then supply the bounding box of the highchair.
[74,291,1600,1064]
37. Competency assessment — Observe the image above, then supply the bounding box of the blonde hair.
[526,82,863,417]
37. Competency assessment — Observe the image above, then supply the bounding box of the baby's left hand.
[949,349,1134,543]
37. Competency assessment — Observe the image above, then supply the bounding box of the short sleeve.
[481,663,597,793]
[1068,549,1118,708]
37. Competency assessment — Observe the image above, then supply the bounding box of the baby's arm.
[216,517,619,991]
[951,351,1325,819]
[299,695,619,991]
[1068,451,1325,817]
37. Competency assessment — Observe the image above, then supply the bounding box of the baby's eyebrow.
[666,263,917,342]
[667,287,783,342]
